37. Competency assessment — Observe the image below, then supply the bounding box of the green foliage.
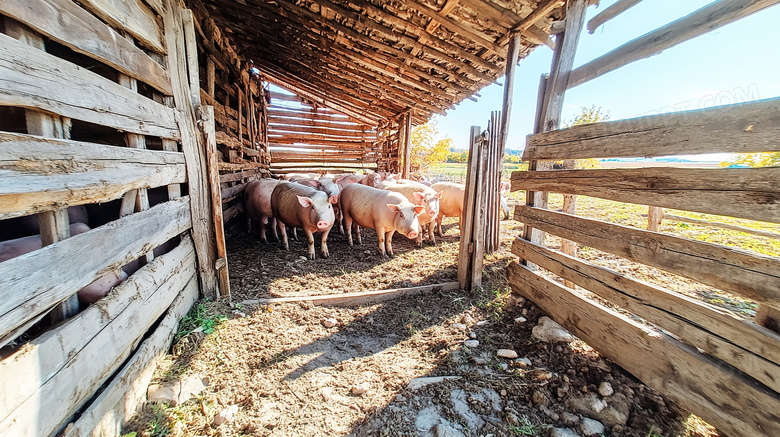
[721,152,780,168]
[176,303,227,340]
[410,121,451,171]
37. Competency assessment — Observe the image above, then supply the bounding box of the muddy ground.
[126,217,716,437]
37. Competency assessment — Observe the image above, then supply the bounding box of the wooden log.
[0,33,178,139]
[587,0,643,33]
[181,9,201,108]
[498,0,564,45]
[0,241,197,437]
[756,304,780,334]
[218,162,271,171]
[510,167,780,223]
[458,127,483,290]
[512,238,780,392]
[219,169,266,184]
[163,2,219,297]
[269,125,374,138]
[268,134,375,146]
[223,201,245,223]
[499,33,521,155]
[0,197,192,339]
[514,205,780,303]
[661,213,780,239]
[61,270,198,437]
[402,112,413,179]
[648,206,664,232]
[241,282,461,307]
[524,96,780,160]
[0,0,171,95]
[200,106,231,299]
[506,261,780,437]
[568,0,780,89]
[76,0,165,53]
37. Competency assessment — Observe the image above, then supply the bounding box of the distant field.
[428,162,527,181]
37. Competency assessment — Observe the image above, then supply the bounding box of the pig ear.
[436,190,443,199]
[302,180,320,189]
[386,204,401,213]
[297,196,313,207]
[414,206,426,215]
[328,195,339,205]
[413,192,425,202]
[335,175,349,183]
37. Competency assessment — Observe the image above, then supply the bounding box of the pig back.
[245,179,280,221]
[431,182,465,217]
[271,182,331,230]
[340,184,408,229]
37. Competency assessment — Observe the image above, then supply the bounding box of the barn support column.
[499,32,521,154]
[401,110,412,179]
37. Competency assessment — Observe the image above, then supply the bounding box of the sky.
[435,0,780,155]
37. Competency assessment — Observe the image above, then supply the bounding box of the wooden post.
[471,136,488,290]
[648,206,664,232]
[402,110,413,179]
[756,304,780,334]
[458,126,482,289]
[199,106,231,300]
[499,32,521,154]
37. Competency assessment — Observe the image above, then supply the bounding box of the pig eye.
[399,212,405,219]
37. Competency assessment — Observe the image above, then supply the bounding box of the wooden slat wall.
[508,3,780,436]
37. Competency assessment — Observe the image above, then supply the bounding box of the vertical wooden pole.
[648,206,664,232]
[471,135,488,290]
[206,58,216,97]
[499,33,521,154]
[458,126,482,290]
[181,9,201,108]
[199,106,231,300]
[402,111,412,179]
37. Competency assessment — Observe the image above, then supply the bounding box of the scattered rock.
[496,349,518,359]
[469,332,477,339]
[434,423,465,437]
[509,295,526,306]
[231,310,247,318]
[532,317,575,343]
[540,405,559,421]
[498,363,509,371]
[551,428,580,437]
[514,316,527,323]
[395,394,406,402]
[476,320,489,327]
[515,357,532,367]
[580,418,605,436]
[463,340,479,348]
[561,411,579,426]
[527,368,553,381]
[321,318,338,328]
[451,323,467,330]
[407,376,461,391]
[351,382,370,395]
[148,375,208,406]
[450,390,485,431]
[531,390,547,406]
[599,381,614,397]
[570,393,630,426]
[505,412,520,426]
[473,356,488,365]
[147,384,178,405]
[298,256,308,261]
[213,405,239,426]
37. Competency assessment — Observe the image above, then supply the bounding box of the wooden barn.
[0,0,778,435]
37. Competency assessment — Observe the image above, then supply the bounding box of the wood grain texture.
[587,0,643,33]
[0,0,171,95]
[77,0,165,53]
[510,167,780,223]
[512,238,780,391]
[523,96,780,160]
[0,197,192,339]
[506,261,780,437]
[568,0,780,89]
[0,33,178,139]
[514,205,780,302]
[0,240,196,437]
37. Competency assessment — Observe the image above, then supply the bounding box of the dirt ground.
[125,214,721,437]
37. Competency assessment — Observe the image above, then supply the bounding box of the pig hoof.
[308,253,315,260]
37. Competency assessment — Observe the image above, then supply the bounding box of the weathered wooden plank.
[77,0,165,53]
[457,127,483,289]
[512,238,780,391]
[0,34,178,139]
[0,0,171,95]
[568,0,780,89]
[219,162,271,171]
[62,273,198,437]
[511,167,780,223]
[506,262,780,437]
[587,0,643,33]
[269,125,375,138]
[241,282,461,307]
[223,201,245,223]
[0,133,186,218]
[513,205,780,302]
[0,240,197,437]
[523,96,780,160]
[219,169,266,184]
[0,197,192,339]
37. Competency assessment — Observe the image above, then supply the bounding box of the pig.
[271,181,337,260]
[0,205,88,241]
[359,172,384,188]
[0,222,127,306]
[380,180,442,246]
[284,172,319,181]
[339,183,425,257]
[244,178,281,244]
[430,182,465,237]
[500,192,511,220]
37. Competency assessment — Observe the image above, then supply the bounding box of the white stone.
[469,332,477,339]
[476,320,489,327]
[598,381,614,397]
[532,317,575,343]
[351,382,370,395]
[473,357,488,365]
[496,349,518,359]
[434,423,465,437]
[407,376,462,391]
[550,428,580,437]
[416,406,443,432]
[450,390,485,431]
[514,317,527,323]
[498,363,509,371]
[213,405,239,426]
[515,357,532,367]
[451,323,467,330]
[463,340,479,348]
[321,318,338,328]
[581,418,605,436]
[147,384,178,405]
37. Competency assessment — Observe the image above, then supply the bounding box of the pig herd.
[244,171,511,260]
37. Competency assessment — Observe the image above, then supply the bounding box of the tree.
[563,105,611,169]
[409,121,451,171]
[722,152,780,168]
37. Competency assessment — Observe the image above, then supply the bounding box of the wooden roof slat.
[498,0,564,45]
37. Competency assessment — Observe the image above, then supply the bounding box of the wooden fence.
[508,1,780,435]
[0,0,232,434]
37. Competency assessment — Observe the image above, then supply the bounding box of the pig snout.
[317,220,330,230]
[407,230,419,239]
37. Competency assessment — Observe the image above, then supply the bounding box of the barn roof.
[197,0,564,125]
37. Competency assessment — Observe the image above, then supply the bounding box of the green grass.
[175,303,228,341]
[428,162,528,181]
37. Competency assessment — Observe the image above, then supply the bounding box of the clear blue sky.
[436,0,780,154]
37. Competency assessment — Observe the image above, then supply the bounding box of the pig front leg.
[376,225,387,256]
[415,218,424,247]
[355,223,362,245]
[278,221,289,251]
[305,228,316,260]
[321,226,331,258]
[385,230,395,256]
[292,227,299,242]
[270,217,279,242]
[345,214,354,246]
[259,216,268,244]
[436,215,444,237]
[427,221,436,245]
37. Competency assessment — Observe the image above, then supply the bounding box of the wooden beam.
[568,0,780,89]
[402,111,413,179]
[523,96,780,160]
[512,238,780,392]
[498,0,564,46]
[514,205,780,303]
[506,261,780,437]
[240,282,460,307]
[457,0,555,48]
[76,0,165,53]
[499,33,521,154]
[587,0,644,33]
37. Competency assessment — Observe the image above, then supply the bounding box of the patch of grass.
[509,415,543,435]
[176,302,228,341]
